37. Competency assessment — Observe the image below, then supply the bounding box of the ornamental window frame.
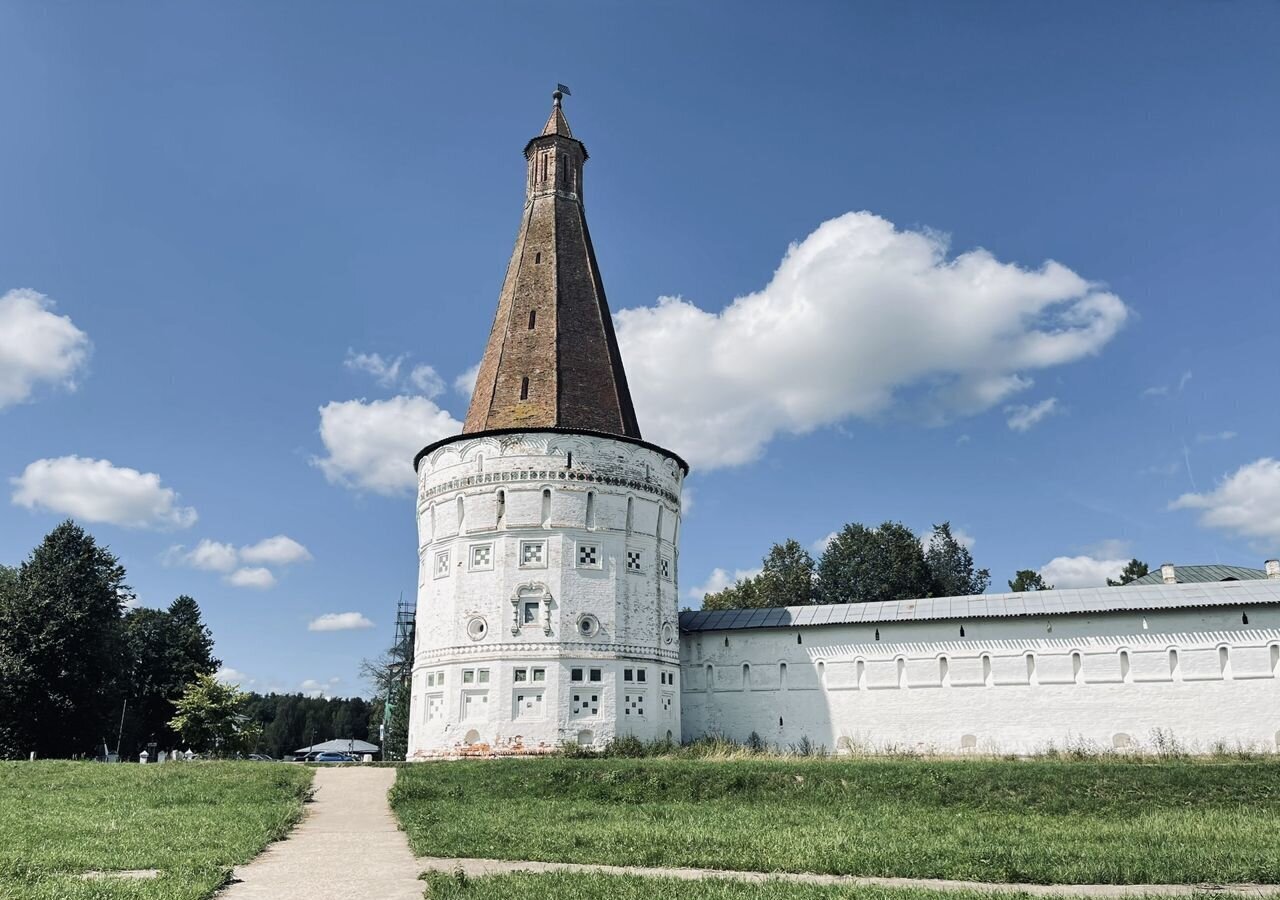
[576,542,601,569]
[433,550,450,579]
[519,540,547,569]
[469,542,494,572]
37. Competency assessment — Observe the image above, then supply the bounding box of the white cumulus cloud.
[1040,555,1128,589]
[240,534,312,566]
[314,395,461,495]
[345,350,446,399]
[167,539,239,572]
[1170,457,1280,549]
[227,567,276,589]
[308,612,375,632]
[0,289,91,410]
[687,567,764,602]
[1005,397,1060,432]
[10,456,197,529]
[614,212,1127,469]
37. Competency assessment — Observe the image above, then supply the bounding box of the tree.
[0,521,132,758]
[701,575,760,611]
[169,673,260,756]
[383,682,409,761]
[817,521,932,604]
[1107,559,1150,587]
[119,596,219,755]
[701,539,816,610]
[925,522,991,597]
[1008,569,1053,592]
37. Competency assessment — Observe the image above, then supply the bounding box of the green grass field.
[0,761,312,900]
[392,757,1280,885]
[420,872,1256,900]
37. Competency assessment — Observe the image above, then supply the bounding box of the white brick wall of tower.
[408,432,684,759]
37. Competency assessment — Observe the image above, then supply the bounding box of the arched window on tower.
[626,497,634,534]
[528,309,537,330]
[496,489,506,527]
[541,488,552,528]
[456,495,465,533]
[520,377,529,400]
[585,491,596,529]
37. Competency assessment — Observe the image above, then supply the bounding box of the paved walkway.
[417,857,1280,897]
[218,767,422,900]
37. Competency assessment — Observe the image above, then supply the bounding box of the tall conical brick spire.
[463,89,642,439]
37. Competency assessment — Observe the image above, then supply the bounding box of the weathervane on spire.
[553,83,571,107]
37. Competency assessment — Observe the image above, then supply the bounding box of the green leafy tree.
[817,521,932,604]
[1107,559,1150,586]
[0,521,132,758]
[119,596,219,755]
[1008,569,1054,592]
[925,522,991,596]
[383,682,410,761]
[702,539,816,610]
[169,673,260,756]
[701,575,760,610]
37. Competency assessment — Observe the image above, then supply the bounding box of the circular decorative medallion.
[466,617,488,641]
[577,614,600,638]
[662,621,675,645]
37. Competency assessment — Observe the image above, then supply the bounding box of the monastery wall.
[680,605,1280,754]
[409,431,684,758]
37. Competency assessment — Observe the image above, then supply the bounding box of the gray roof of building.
[678,578,1280,633]
[295,739,380,754]
[1128,564,1267,585]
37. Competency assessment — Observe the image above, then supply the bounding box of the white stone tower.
[407,91,688,758]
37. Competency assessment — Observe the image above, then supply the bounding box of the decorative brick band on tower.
[409,91,685,759]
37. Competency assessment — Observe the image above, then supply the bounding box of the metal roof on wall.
[1128,564,1268,585]
[678,578,1280,633]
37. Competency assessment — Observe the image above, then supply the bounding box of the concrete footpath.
[218,767,422,900]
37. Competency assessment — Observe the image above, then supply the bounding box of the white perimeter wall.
[680,605,1280,754]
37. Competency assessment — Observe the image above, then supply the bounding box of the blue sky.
[2,2,1278,699]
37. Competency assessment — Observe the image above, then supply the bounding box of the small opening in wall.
[982,654,993,688]
[874,628,880,641]
[457,495,465,531]
[520,377,529,400]
[1169,648,1180,678]
[585,491,596,528]
[724,636,729,648]
[743,663,751,689]
[959,626,966,638]
[796,633,802,645]
[779,716,784,728]
[779,662,788,689]
[529,309,537,330]
[706,664,713,690]
[566,450,572,469]
[1219,645,1230,676]
[535,251,541,264]
[496,490,505,526]
[1072,652,1083,684]
[1242,612,1249,625]
[541,488,551,528]
[626,496,634,534]
[939,657,950,686]
[1120,649,1131,682]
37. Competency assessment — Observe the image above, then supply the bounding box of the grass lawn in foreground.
[0,761,312,900]
[420,871,1252,900]
[392,757,1280,885]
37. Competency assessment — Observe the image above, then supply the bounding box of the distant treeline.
[242,692,378,758]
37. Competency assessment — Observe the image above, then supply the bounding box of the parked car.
[311,752,356,763]
[247,753,274,761]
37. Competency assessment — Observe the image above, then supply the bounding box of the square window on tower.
[626,550,642,573]
[434,551,450,579]
[520,541,545,568]
[577,544,600,568]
